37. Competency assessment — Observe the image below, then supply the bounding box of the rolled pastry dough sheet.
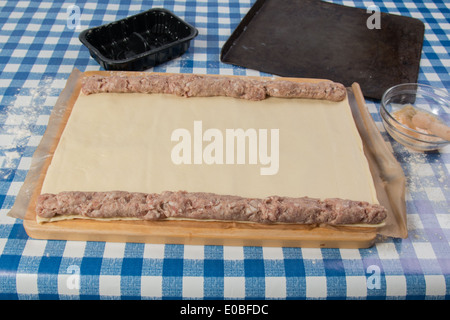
[41,92,379,205]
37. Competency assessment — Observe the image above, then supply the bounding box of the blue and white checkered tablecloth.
[0,0,449,301]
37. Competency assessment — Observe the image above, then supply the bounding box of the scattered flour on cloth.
[1,77,60,180]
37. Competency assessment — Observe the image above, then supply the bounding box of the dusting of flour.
[401,147,449,195]
[1,77,60,180]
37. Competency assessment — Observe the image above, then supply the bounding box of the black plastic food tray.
[79,8,198,71]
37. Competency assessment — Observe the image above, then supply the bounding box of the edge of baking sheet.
[10,69,407,248]
[220,0,266,63]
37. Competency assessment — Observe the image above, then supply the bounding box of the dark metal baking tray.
[220,0,424,100]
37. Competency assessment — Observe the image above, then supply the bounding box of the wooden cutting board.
[20,70,406,248]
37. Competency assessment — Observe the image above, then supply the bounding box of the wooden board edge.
[23,218,377,248]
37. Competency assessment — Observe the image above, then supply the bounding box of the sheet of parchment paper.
[8,69,407,239]
[7,69,83,220]
[348,83,407,238]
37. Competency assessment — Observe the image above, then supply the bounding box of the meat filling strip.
[36,191,387,225]
[81,74,347,102]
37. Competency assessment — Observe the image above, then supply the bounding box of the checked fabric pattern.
[0,0,449,299]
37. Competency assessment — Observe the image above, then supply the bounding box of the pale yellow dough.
[41,92,379,205]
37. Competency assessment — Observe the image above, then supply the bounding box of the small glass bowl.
[380,83,450,151]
